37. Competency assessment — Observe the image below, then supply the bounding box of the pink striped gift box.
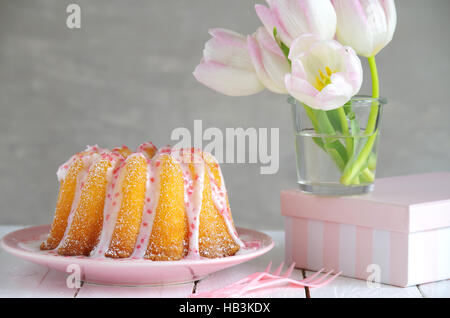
[281,172,450,287]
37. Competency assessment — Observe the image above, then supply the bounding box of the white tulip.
[332,0,397,57]
[193,28,265,96]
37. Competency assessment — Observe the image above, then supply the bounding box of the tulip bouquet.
[194,0,396,193]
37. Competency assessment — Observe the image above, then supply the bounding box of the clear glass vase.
[289,95,386,196]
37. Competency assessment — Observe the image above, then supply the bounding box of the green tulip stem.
[366,56,380,134]
[340,55,380,185]
[336,106,353,158]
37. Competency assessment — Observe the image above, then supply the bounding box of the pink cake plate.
[1,225,273,286]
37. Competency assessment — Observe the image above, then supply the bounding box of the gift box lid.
[281,172,450,233]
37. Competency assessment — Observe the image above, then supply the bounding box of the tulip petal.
[362,0,389,56]
[307,40,347,72]
[208,28,247,49]
[333,0,374,57]
[255,26,285,58]
[288,34,321,60]
[274,0,336,40]
[304,0,337,40]
[247,32,289,94]
[254,4,292,45]
[379,0,397,48]
[316,72,354,110]
[193,61,264,96]
[285,73,320,108]
[291,59,308,80]
[203,29,253,71]
[271,0,309,40]
[341,46,363,94]
[256,30,290,93]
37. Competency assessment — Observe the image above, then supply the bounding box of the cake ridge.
[91,153,128,257]
[52,148,114,252]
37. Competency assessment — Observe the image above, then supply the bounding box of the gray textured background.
[1,0,449,229]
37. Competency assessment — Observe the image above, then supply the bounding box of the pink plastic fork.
[190,262,341,298]
[225,262,320,290]
[190,263,290,298]
[234,268,340,297]
[190,264,280,298]
[238,270,341,296]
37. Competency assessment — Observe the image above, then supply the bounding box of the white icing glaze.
[176,149,205,258]
[56,145,109,182]
[90,155,126,257]
[130,153,161,258]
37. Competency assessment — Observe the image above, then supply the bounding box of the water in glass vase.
[294,128,378,196]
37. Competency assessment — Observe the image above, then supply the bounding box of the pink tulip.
[285,34,363,111]
[247,27,291,94]
[255,0,337,46]
[193,28,264,96]
[332,0,397,57]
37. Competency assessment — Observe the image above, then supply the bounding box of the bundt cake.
[41,142,243,260]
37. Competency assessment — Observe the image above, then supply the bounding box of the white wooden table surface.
[0,225,449,298]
